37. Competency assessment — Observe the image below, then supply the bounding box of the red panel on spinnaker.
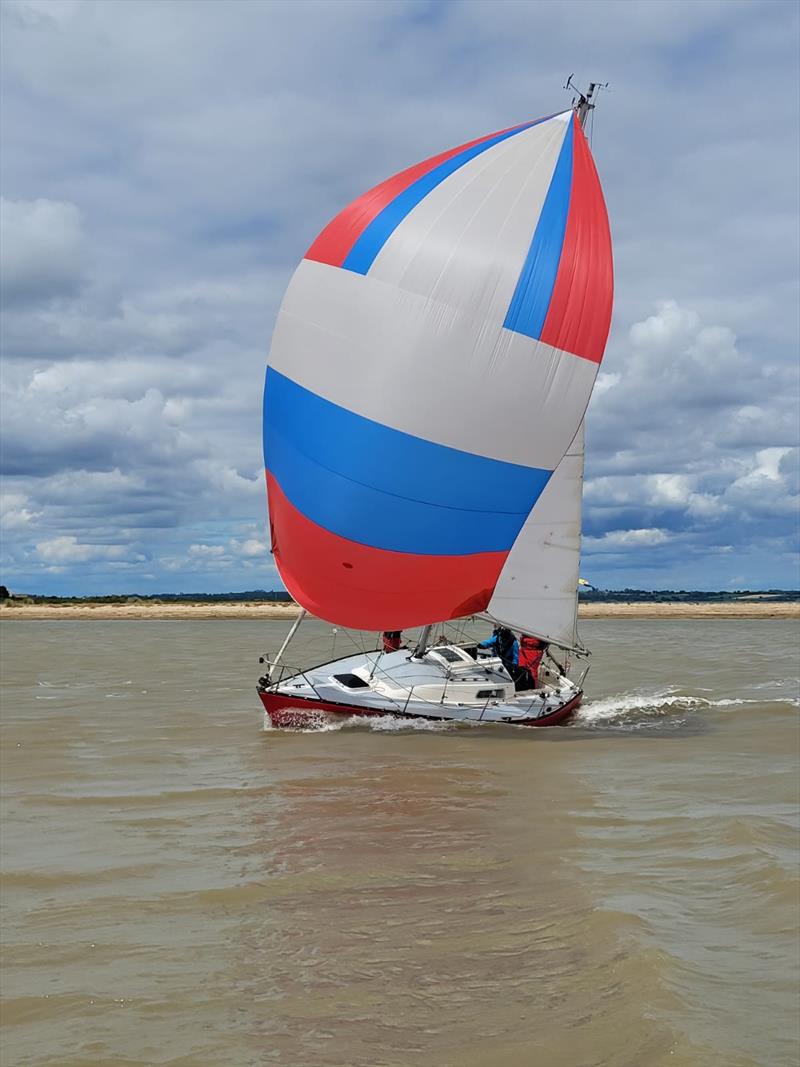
[539,117,613,363]
[267,474,504,630]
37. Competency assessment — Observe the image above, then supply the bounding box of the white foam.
[262,710,456,734]
[577,686,691,723]
[306,713,455,734]
[750,678,800,702]
[577,685,799,724]
[357,714,455,733]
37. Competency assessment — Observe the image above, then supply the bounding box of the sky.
[1,0,798,595]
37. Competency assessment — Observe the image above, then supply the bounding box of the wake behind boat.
[258,82,613,730]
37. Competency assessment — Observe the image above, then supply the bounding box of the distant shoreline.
[1,600,797,621]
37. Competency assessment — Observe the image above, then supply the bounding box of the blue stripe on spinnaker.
[263,368,551,556]
[503,119,574,340]
[341,119,549,277]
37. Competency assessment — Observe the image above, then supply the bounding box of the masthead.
[564,75,608,129]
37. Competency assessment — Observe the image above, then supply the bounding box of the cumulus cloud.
[0,492,40,530]
[35,535,129,563]
[233,538,268,557]
[188,543,225,557]
[0,197,86,305]
[579,291,799,585]
[585,528,672,552]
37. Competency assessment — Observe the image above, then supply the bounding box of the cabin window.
[332,673,369,689]
[477,688,503,699]
[431,647,464,663]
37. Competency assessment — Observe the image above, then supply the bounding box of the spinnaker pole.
[268,608,306,681]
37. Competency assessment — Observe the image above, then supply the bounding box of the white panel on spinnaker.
[270,259,598,471]
[370,114,571,326]
[486,421,585,648]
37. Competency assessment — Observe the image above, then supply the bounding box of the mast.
[575,83,596,128]
[413,624,433,659]
[566,76,606,130]
[485,81,608,653]
[570,79,602,646]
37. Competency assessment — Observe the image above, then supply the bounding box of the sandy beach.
[1,600,797,621]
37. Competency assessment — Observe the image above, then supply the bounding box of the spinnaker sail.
[264,109,612,630]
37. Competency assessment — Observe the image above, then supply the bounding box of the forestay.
[263,109,613,630]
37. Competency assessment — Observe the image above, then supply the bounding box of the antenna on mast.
[564,75,608,129]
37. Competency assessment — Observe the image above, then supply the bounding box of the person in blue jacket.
[479,626,519,678]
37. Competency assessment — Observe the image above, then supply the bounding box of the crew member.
[382,631,402,653]
[518,634,546,690]
[479,626,519,679]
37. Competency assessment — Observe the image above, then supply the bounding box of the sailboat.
[258,84,613,728]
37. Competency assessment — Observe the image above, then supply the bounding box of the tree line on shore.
[1,586,798,605]
[577,588,799,603]
[0,588,293,604]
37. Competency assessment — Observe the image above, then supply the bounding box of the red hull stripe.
[266,471,506,630]
[539,119,614,364]
[305,120,542,270]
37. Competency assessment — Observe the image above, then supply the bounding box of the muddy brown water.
[1,618,798,1067]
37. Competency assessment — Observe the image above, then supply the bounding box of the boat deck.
[265,647,579,724]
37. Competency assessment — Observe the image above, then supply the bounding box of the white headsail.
[485,421,585,649]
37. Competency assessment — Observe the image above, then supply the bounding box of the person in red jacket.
[518,635,546,690]
[382,631,402,653]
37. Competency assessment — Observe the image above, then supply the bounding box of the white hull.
[258,643,582,728]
